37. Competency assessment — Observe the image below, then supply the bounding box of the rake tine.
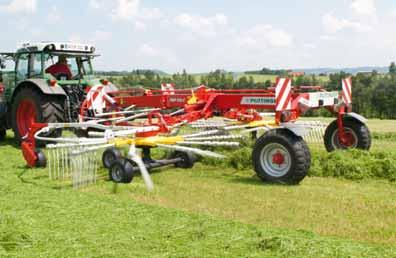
[128,145,154,191]
[62,147,66,180]
[55,148,59,179]
[48,148,52,180]
[93,151,97,184]
[182,129,221,138]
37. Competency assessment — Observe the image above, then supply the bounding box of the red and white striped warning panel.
[161,83,175,95]
[342,78,352,105]
[86,85,105,113]
[275,78,292,111]
[86,85,117,114]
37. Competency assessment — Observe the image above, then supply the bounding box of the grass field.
[1,119,396,257]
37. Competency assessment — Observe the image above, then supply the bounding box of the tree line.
[108,69,273,90]
[108,63,396,119]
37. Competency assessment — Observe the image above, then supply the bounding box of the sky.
[1,0,396,73]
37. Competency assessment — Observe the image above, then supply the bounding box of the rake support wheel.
[35,149,47,168]
[324,118,371,152]
[172,151,197,169]
[102,147,122,169]
[252,129,310,185]
[109,158,134,184]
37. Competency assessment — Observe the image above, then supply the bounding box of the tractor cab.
[16,42,97,81]
[0,42,116,142]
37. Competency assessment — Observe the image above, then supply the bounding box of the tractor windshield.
[44,53,94,80]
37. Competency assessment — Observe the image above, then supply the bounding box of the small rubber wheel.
[252,129,310,185]
[35,149,47,168]
[109,158,134,184]
[0,129,5,141]
[172,151,197,169]
[102,147,122,168]
[324,118,371,152]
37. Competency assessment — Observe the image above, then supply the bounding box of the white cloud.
[303,43,317,49]
[111,0,140,21]
[320,35,337,41]
[47,6,62,23]
[111,0,162,23]
[12,18,29,30]
[0,0,36,14]
[69,34,83,43]
[31,28,44,38]
[134,21,147,31]
[140,7,163,20]
[89,0,103,9]
[93,30,112,41]
[350,0,376,17]
[174,13,228,37]
[238,24,293,48]
[138,44,159,57]
[322,13,371,34]
[136,43,179,68]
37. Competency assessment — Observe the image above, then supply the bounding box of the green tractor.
[0,42,116,142]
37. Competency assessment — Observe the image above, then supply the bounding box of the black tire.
[11,87,65,143]
[172,151,197,169]
[324,118,371,152]
[109,158,134,184]
[0,128,5,141]
[102,147,122,168]
[300,139,311,172]
[35,149,47,168]
[252,129,310,185]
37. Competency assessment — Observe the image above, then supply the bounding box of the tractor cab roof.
[16,42,96,54]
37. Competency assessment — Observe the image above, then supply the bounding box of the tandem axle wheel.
[104,147,197,184]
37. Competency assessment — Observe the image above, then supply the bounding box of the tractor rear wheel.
[252,129,310,185]
[11,87,65,143]
[324,118,371,152]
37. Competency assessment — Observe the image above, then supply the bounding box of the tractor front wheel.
[252,129,310,185]
[324,118,371,152]
[11,87,65,143]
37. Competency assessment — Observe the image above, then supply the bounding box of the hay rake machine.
[20,77,371,190]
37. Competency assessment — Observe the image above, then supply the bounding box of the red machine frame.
[22,78,357,167]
